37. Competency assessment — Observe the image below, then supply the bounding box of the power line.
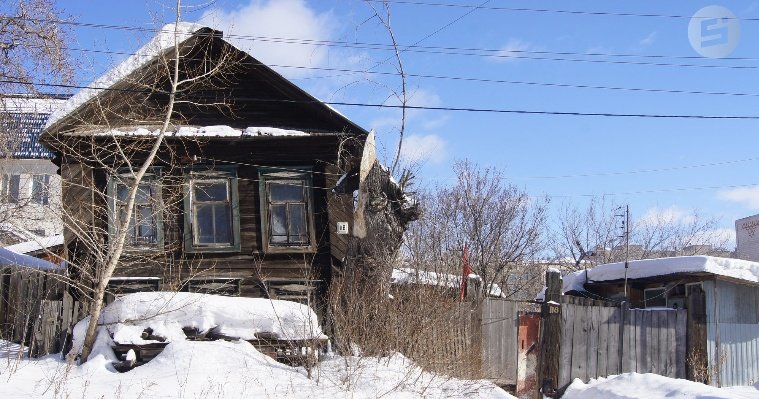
[508,156,759,180]
[5,78,759,120]
[367,1,759,21]
[8,16,759,69]
[34,44,759,98]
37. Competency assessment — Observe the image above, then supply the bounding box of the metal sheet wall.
[705,279,759,387]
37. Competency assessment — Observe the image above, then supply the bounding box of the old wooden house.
[564,256,759,387]
[39,23,384,310]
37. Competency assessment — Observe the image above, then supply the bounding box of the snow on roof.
[88,125,310,138]
[0,247,62,270]
[45,23,206,130]
[585,256,759,285]
[71,292,325,353]
[391,268,504,297]
[4,234,64,255]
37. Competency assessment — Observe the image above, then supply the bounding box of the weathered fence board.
[558,298,687,390]
[481,299,519,385]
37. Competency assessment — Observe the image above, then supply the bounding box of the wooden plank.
[596,306,610,378]
[558,302,574,388]
[656,311,668,376]
[675,308,687,380]
[570,303,588,383]
[587,305,599,379]
[606,306,620,375]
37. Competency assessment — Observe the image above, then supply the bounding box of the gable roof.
[43,23,368,137]
[2,96,66,159]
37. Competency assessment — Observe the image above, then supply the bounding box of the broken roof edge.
[43,22,369,139]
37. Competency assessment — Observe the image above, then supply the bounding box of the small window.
[31,174,50,205]
[184,167,240,253]
[259,167,315,252]
[2,174,21,203]
[108,171,163,249]
[644,287,667,308]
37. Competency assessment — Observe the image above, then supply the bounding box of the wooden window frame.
[183,166,241,253]
[644,287,667,308]
[258,167,316,254]
[107,169,164,252]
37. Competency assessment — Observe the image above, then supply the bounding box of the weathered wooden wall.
[557,296,687,390]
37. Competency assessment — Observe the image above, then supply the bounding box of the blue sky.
[58,0,759,248]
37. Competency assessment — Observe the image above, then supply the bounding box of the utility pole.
[616,205,631,299]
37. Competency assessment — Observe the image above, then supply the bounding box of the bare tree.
[405,160,547,298]
[552,197,732,270]
[38,0,242,362]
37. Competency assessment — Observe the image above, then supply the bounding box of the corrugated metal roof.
[0,112,54,159]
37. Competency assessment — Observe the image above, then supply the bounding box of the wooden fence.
[557,296,687,389]
[481,299,520,385]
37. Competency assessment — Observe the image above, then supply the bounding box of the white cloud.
[493,38,531,62]
[200,0,333,78]
[638,206,694,227]
[717,186,759,210]
[639,31,657,47]
[399,134,447,164]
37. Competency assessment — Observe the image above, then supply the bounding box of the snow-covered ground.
[0,340,513,398]
[563,373,759,399]
[0,292,514,398]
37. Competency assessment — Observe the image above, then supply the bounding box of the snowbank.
[0,340,514,398]
[563,373,759,399]
[71,292,325,356]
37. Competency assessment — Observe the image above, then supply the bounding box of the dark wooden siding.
[64,135,354,298]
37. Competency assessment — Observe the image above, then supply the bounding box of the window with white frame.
[259,167,315,252]
[108,171,163,249]
[1,174,21,203]
[184,167,240,252]
[31,174,50,205]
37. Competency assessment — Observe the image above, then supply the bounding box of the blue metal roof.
[1,111,55,159]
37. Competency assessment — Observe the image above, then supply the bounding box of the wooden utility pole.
[537,269,562,398]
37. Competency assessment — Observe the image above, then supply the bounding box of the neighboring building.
[40,24,413,309]
[561,256,759,387]
[0,96,66,244]
[736,214,759,262]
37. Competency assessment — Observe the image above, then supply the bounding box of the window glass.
[31,175,50,205]
[8,175,20,203]
[113,178,160,247]
[264,177,311,248]
[191,179,234,247]
[644,288,667,308]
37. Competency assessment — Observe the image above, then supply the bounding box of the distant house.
[562,256,759,387]
[0,96,66,243]
[736,213,759,262]
[39,24,413,310]
[391,267,505,300]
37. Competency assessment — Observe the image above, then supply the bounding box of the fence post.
[538,269,562,398]
[686,286,708,384]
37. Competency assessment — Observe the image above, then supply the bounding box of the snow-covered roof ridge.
[391,267,505,297]
[586,255,759,285]
[44,22,207,130]
[4,234,64,255]
[2,97,67,113]
[0,247,62,271]
[88,125,311,137]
